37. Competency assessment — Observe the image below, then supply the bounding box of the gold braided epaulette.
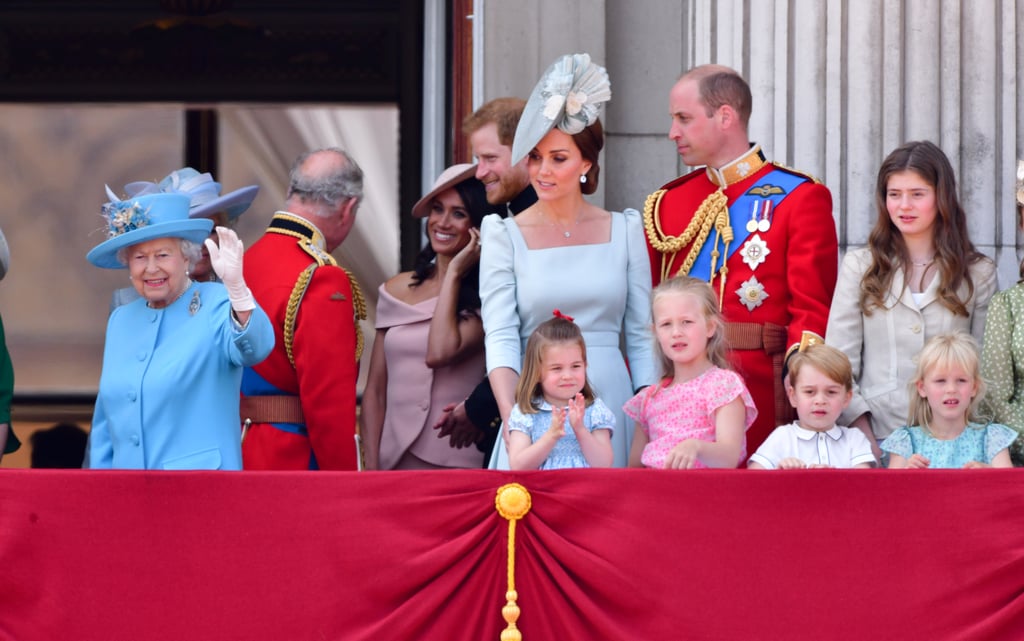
[284,264,317,368]
[770,161,823,185]
[283,263,368,367]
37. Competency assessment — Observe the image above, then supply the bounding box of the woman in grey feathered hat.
[478,53,658,469]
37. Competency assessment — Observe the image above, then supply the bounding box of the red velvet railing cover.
[1,469,1023,640]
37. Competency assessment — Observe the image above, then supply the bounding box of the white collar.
[792,423,844,441]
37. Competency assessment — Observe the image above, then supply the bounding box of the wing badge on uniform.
[747,184,784,197]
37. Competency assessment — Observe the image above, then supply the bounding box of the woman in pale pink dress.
[361,165,490,469]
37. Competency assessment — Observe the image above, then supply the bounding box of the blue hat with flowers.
[510,53,611,166]
[86,191,213,269]
[124,167,259,222]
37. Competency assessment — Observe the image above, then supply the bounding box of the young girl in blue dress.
[883,332,1017,468]
[506,312,615,470]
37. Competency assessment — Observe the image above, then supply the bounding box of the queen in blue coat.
[86,191,274,470]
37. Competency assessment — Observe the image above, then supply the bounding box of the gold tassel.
[495,483,532,640]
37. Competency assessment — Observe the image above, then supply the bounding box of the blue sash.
[688,168,808,282]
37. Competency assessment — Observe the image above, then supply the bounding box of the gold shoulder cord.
[643,187,730,296]
[343,266,368,361]
[284,264,317,368]
[283,263,367,368]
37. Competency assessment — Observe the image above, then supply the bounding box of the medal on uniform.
[746,200,760,233]
[745,184,783,233]
[740,234,770,270]
[757,200,773,232]
[736,276,769,312]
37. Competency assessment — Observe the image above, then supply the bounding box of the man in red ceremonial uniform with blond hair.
[642,65,838,455]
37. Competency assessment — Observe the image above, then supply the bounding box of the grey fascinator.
[510,53,611,165]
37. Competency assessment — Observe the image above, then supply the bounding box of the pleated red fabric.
[1,469,1023,641]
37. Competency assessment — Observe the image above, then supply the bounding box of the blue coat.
[89,282,274,470]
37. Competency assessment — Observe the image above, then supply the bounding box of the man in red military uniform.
[240,148,366,470]
[643,65,838,455]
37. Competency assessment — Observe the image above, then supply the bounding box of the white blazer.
[826,247,997,439]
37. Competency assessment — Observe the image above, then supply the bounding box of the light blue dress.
[507,397,616,469]
[89,281,275,470]
[480,209,656,468]
[880,422,1018,468]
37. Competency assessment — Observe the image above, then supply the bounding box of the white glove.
[205,226,256,312]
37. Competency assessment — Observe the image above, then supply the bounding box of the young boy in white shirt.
[748,341,876,469]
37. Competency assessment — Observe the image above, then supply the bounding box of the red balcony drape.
[1,469,1023,640]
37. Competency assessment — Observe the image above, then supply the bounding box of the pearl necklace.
[147,279,193,309]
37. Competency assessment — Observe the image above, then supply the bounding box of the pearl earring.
[580,174,587,184]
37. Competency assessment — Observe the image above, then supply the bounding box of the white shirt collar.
[792,423,845,441]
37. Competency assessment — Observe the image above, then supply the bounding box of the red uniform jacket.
[241,213,361,470]
[646,155,838,454]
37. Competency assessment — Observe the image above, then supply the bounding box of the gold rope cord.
[342,266,368,362]
[284,264,317,368]
[495,483,532,641]
[284,265,368,367]
[643,188,729,284]
[712,203,733,309]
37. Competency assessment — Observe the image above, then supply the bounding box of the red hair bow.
[552,309,574,322]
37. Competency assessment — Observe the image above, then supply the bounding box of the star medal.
[740,234,770,270]
[736,276,769,312]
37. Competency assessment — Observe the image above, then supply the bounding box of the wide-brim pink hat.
[411,164,478,218]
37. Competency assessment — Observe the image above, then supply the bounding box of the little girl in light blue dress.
[883,332,1016,469]
[506,313,615,470]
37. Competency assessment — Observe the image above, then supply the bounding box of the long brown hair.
[514,315,596,414]
[860,140,984,316]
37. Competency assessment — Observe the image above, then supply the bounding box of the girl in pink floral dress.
[625,276,757,469]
